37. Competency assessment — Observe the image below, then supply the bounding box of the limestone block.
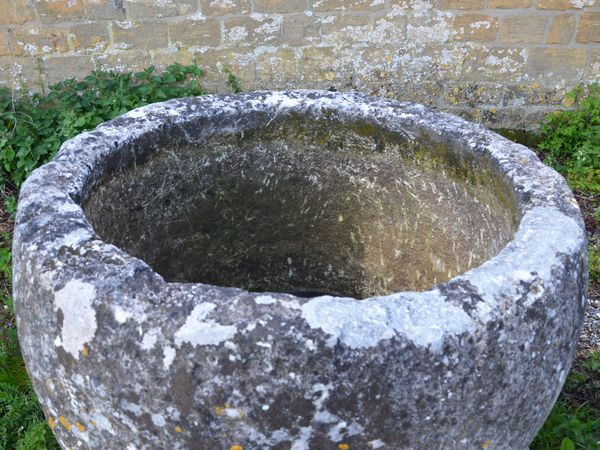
[452,14,498,42]
[34,0,84,24]
[0,0,35,25]
[222,14,282,47]
[199,0,251,16]
[576,13,600,43]
[125,0,196,18]
[547,13,576,44]
[112,20,169,50]
[500,15,547,43]
[169,18,221,48]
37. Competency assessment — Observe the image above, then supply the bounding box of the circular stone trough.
[13,91,587,449]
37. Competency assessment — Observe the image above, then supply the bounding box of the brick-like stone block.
[9,26,69,56]
[200,0,251,16]
[576,13,600,43]
[488,0,531,7]
[373,15,407,44]
[547,13,576,44]
[536,0,591,9]
[526,48,586,81]
[0,31,11,56]
[437,0,485,9]
[462,47,527,81]
[169,19,221,48]
[453,14,498,41]
[126,0,196,18]
[255,0,306,13]
[502,83,566,107]
[223,15,282,47]
[35,0,84,24]
[151,48,194,70]
[256,48,298,85]
[587,49,600,82]
[94,50,153,72]
[311,0,386,12]
[85,0,126,19]
[500,15,546,43]
[0,0,35,25]
[112,20,169,49]
[443,82,504,108]
[299,46,353,83]
[321,14,373,45]
[45,55,95,84]
[0,56,47,90]
[194,48,256,83]
[68,22,109,53]
[283,14,321,46]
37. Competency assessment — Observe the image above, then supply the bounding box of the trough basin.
[13,91,587,449]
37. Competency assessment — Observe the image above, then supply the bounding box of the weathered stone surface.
[547,13,577,44]
[488,0,531,8]
[14,91,587,450]
[34,0,84,24]
[0,0,596,130]
[200,0,251,16]
[282,14,321,46]
[254,0,306,13]
[500,15,547,43]
[126,0,196,18]
[168,18,221,48]
[9,26,69,56]
[536,0,593,8]
[112,20,169,50]
[222,14,282,47]
[526,48,587,82]
[452,14,498,42]
[84,0,126,20]
[576,13,600,43]
[67,22,109,54]
[0,0,35,25]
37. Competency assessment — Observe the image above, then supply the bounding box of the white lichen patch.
[141,329,160,350]
[255,294,277,305]
[301,291,474,351]
[163,345,176,369]
[54,280,97,360]
[174,303,237,347]
[113,305,134,324]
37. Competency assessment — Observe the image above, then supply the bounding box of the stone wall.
[1,0,599,129]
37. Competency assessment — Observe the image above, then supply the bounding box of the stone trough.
[13,91,587,449]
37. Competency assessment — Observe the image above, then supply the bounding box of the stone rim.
[14,91,585,347]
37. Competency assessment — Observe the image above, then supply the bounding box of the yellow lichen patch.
[531,82,540,90]
[90,420,97,427]
[48,417,56,429]
[175,426,183,433]
[81,345,89,357]
[482,439,492,449]
[214,405,225,416]
[338,444,350,450]
[58,416,72,431]
[230,446,243,450]
[76,422,86,432]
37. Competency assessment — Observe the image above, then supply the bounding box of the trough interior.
[83,113,518,298]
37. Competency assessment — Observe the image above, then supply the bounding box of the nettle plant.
[0,63,209,188]
[540,84,600,193]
